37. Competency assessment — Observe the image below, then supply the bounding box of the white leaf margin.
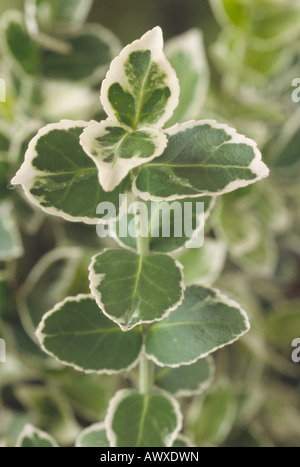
[88,248,186,332]
[35,293,144,375]
[145,285,251,368]
[105,389,183,448]
[16,424,59,447]
[133,119,270,202]
[100,26,180,130]
[75,422,109,447]
[156,355,215,398]
[80,120,167,191]
[11,120,105,225]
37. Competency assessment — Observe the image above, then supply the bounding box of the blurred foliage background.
[0,0,300,447]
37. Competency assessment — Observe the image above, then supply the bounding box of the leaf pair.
[36,285,249,374]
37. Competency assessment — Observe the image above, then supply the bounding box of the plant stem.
[134,199,153,394]
[139,349,154,395]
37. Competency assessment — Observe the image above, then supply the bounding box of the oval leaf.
[16,424,58,447]
[134,120,269,201]
[165,29,209,125]
[105,389,182,447]
[80,120,167,191]
[36,295,143,374]
[89,249,185,331]
[101,26,180,130]
[75,422,109,447]
[11,120,131,224]
[42,25,121,84]
[145,285,250,367]
[155,357,214,397]
[2,10,39,77]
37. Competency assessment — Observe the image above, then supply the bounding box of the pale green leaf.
[145,285,250,367]
[175,239,227,286]
[165,29,209,125]
[191,383,236,445]
[25,0,94,34]
[106,389,182,447]
[80,120,167,191]
[113,197,214,253]
[76,423,109,447]
[134,120,269,201]
[89,249,184,331]
[36,295,143,374]
[0,202,23,261]
[101,26,180,130]
[155,357,214,397]
[16,424,58,447]
[11,120,131,224]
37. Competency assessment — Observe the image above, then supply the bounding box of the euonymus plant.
[12,27,269,447]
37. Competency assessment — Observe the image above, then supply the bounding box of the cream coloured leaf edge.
[11,119,107,225]
[16,424,59,447]
[145,285,251,368]
[133,119,270,202]
[88,248,186,332]
[100,26,180,130]
[105,389,183,448]
[80,120,167,191]
[35,294,144,375]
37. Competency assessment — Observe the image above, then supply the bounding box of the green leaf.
[165,29,209,125]
[89,249,184,331]
[16,424,58,447]
[175,239,227,286]
[18,247,90,338]
[105,389,182,447]
[264,300,300,353]
[134,120,269,201]
[76,423,109,447]
[210,0,248,28]
[42,25,121,84]
[101,26,179,130]
[15,385,78,445]
[2,11,39,77]
[113,197,214,253]
[145,285,250,367]
[11,120,131,224]
[80,120,167,191]
[36,295,143,374]
[0,202,23,261]
[155,357,214,397]
[25,0,94,34]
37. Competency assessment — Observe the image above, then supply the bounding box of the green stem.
[134,199,153,394]
[139,349,154,395]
